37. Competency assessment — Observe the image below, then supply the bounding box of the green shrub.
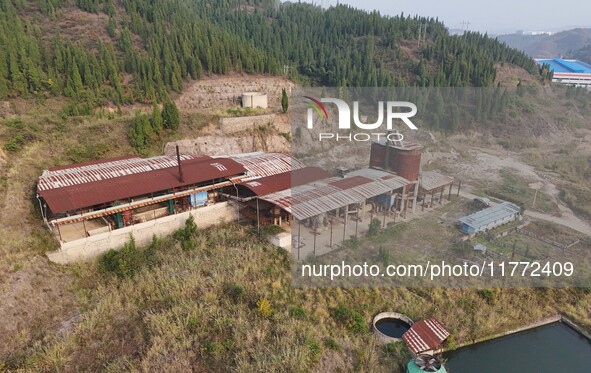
[98,237,144,278]
[306,339,321,360]
[173,216,198,250]
[368,218,381,236]
[323,338,341,351]
[289,307,307,319]
[4,134,24,152]
[384,341,405,355]
[331,305,367,333]
[202,341,219,354]
[223,283,244,302]
[477,289,495,301]
[98,235,160,278]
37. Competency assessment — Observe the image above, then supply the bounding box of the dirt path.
[524,210,591,237]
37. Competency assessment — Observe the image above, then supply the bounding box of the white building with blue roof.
[458,202,521,234]
[535,58,591,88]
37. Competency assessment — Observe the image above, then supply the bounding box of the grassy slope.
[4,222,589,372]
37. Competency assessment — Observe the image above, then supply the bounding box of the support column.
[457,180,462,197]
[412,182,419,214]
[439,187,444,205]
[343,207,347,241]
[256,198,260,236]
[356,203,362,237]
[313,227,317,256]
[116,212,123,229]
[297,221,301,261]
[344,205,349,224]
[448,183,453,200]
[401,187,407,219]
[330,219,333,248]
[359,201,366,222]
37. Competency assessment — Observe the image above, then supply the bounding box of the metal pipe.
[36,194,50,229]
[176,145,184,183]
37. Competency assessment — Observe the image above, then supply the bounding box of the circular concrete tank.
[373,312,414,343]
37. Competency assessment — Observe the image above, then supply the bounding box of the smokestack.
[176,145,184,183]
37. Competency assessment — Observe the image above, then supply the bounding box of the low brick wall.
[219,114,275,134]
[47,202,238,264]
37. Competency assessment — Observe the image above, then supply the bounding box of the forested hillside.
[0,0,544,106]
[574,44,591,65]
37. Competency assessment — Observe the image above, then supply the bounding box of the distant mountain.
[498,28,591,58]
[573,45,591,65]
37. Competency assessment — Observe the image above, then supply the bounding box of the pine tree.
[151,102,163,134]
[107,16,116,38]
[162,101,180,130]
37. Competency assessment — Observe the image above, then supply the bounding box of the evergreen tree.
[162,101,180,130]
[107,16,116,38]
[151,102,163,134]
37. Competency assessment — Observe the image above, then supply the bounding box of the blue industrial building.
[458,202,521,234]
[535,58,591,87]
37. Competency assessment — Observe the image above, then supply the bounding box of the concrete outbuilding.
[242,92,268,109]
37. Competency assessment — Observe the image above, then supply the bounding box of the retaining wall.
[47,202,238,264]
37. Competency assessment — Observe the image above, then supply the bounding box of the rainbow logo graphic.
[303,96,329,121]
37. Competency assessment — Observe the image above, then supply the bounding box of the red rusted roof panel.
[402,318,450,355]
[238,167,331,196]
[38,157,246,213]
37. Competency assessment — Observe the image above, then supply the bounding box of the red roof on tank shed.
[238,167,330,196]
[403,318,450,355]
[38,156,246,214]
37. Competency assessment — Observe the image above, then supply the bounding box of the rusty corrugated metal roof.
[238,167,330,197]
[38,155,203,191]
[38,156,246,214]
[348,168,412,190]
[225,152,305,178]
[260,172,410,220]
[420,171,454,192]
[402,319,450,355]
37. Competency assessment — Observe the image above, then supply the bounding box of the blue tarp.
[189,191,207,207]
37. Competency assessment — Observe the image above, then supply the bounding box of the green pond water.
[445,322,591,372]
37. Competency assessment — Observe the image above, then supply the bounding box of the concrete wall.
[242,93,268,109]
[219,114,275,134]
[267,232,292,252]
[47,202,238,264]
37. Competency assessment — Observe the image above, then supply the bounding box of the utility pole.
[461,21,471,36]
